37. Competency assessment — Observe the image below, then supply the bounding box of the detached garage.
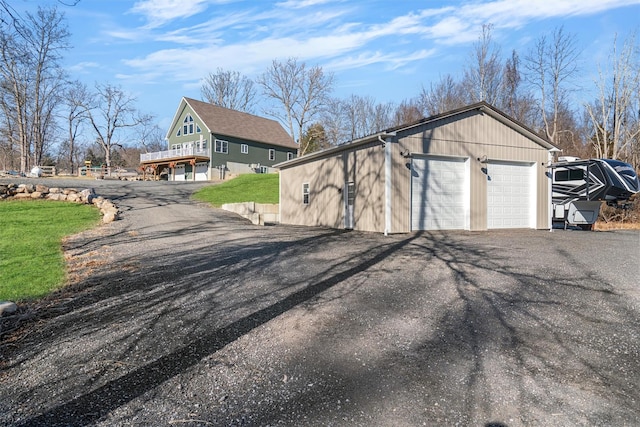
[276,102,559,234]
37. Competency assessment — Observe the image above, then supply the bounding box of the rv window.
[555,169,584,181]
[570,169,584,180]
[555,170,569,181]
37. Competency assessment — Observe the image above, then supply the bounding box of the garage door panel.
[195,162,208,181]
[487,162,533,229]
[412,157,466,231]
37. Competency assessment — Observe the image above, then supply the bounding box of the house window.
[215,139,228,154]
[182,115,198,135]
[287,152,294,160]
[269,149,275,161]
[176,128,181,136]
[260,166,268,174]
[241,144,248,154]
[302,183,309,205]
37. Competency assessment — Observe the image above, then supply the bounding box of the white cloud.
[118,0,640,89]
[68,61,101,74]
[275,0,339,9]
[453,0,640,29]
[129,0,230,28]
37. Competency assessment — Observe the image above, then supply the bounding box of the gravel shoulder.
[1,178,639,426]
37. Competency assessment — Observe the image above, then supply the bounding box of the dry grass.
[594,221,640,231]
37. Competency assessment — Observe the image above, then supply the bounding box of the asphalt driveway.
[1,178,639,426]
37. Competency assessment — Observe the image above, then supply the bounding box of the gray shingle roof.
[184,97,297,149]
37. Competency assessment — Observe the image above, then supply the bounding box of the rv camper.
[550,157,639,229]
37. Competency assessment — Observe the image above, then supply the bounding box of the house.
[276,102,560,233]
[141,97,297,181]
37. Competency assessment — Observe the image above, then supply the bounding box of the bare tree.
[463,24,504,105]
[200,68,256,113]
[60,81,91,174]
[0,11,31,172]
[372,101,396,133]
[320,97,347,146]
[82,83,152,174]
[524,26,581,145]
[584,32,640,164]
[419,74,465,116]
[342,94,377,141]
[28,7,70,167]
[136,120,165,153]
[393,99,423,127]
[320,96,395,145]
[258,58,334,155]
[0,5,69,173]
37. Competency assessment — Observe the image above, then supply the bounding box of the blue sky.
[12,0,640,134]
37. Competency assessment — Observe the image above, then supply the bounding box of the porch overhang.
[139,154,210,168]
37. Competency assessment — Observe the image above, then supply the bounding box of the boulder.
[18,184,34,193]
[1,183,117,224]
[92,197,105,208]
[66,193,80,203]
[102,209,118,223]
[0,301,17,316]
[80,189,95,204]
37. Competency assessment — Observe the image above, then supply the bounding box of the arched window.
[181,114,200,135]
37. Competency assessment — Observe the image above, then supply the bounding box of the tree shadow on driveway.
[10,227,421,426]
[2,217,639,426]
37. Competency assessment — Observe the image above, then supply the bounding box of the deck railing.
[140,147,209,162]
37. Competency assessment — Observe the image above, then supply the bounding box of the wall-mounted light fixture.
[477,155,488,163]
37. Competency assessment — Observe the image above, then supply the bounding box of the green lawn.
[192,173,279,207]
[0,200,101,301]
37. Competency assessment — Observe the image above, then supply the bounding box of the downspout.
[379,134,393,236]
[548,150,554,232]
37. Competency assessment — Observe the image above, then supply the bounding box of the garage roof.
[275,102,558,169]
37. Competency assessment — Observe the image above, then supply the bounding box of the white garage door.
[174,165,185,181]
[195,162,208,181]
[411,157,467,230]
[487,162,534,228]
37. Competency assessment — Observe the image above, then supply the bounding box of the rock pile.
[0,183,119,223]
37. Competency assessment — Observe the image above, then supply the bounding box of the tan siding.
[392,110,550,232]
[280,142,385,232]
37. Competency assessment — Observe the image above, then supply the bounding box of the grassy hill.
[192,174,279,207]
